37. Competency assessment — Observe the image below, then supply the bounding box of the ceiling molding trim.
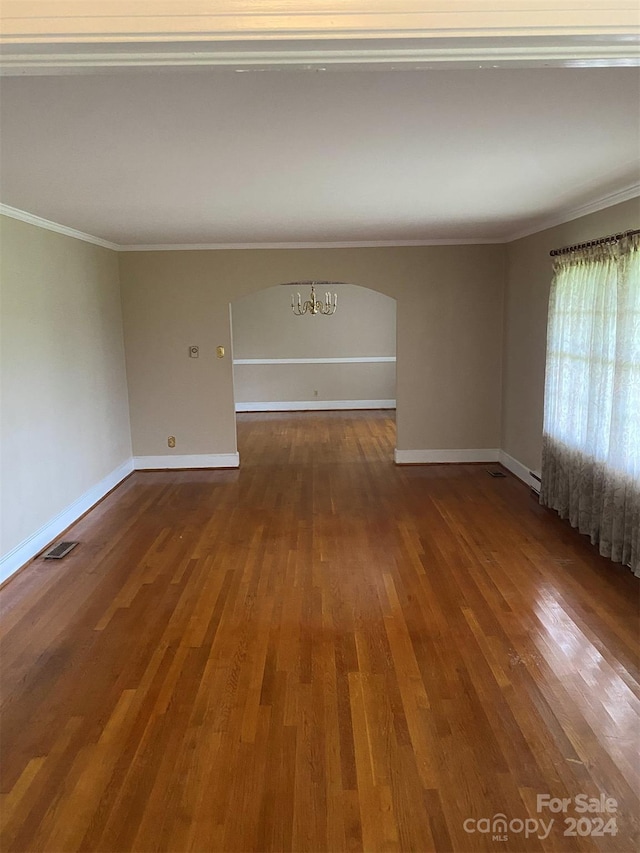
[1,0,638,43]
[0,203,120,250]
[2,185,638,253]
[1,41,639,74]
[117,238,504,252]
[505,183,640,243]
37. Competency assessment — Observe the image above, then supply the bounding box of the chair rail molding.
[233,356,396,365]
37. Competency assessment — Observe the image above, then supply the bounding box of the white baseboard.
[498,450,541,491]
[0,444,540,588]
[394,448,500,464]
[0,458,134,586]
[236,400,396,412]
[134,453,240,469]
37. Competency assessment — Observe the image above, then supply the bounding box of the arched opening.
[230,282,397,461]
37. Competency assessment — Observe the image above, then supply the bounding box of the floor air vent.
[487,470,506,478]
[44,541,78,560]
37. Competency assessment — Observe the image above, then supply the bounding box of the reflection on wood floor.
[1,411,638,852]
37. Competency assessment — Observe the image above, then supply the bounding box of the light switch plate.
[189,346,199,358]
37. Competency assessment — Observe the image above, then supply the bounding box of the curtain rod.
[550,228,640,257]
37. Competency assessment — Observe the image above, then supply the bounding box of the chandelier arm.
[290,281,338,316]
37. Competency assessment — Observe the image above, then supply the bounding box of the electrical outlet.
[168,436,176,448]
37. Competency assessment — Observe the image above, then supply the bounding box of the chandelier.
[290,281,338,316]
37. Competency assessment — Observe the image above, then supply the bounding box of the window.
[541,232,639,575]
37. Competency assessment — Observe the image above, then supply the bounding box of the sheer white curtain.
[541,233,640,576]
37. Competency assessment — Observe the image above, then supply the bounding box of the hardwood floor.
[1,411,638,853]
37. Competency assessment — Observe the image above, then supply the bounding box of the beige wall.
[0,215,132,560]
[232,283,396,405]
[502,197,640,473]
[233,362,397,406]
[3,198,636,575]
[119,244,505,456]
[4,196,634,571]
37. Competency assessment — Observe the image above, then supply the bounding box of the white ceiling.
[0,65,638,246]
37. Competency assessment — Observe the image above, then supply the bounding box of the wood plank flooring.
[1,411,638,852]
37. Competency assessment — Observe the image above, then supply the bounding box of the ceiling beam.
[1,1,638,72]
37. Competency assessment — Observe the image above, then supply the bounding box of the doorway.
[230,282,397,460]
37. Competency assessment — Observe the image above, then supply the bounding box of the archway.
[230,282,397,461]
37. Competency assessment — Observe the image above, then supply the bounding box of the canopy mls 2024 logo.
[463,793,618,842]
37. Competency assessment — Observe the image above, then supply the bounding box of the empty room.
[0,3,638,852]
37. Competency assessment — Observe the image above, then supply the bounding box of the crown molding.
[505,183,640,243]
[1,1,639,73]
[2,182,638,252]
[1,1,638,43]
[117,237,502,251]
[0,203,120,250]
[0,204,502,248]
[1,40,639,74]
